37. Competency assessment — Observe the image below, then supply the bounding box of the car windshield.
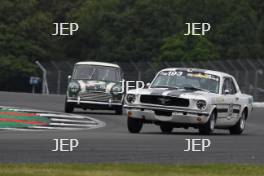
[151,70,220,94]
[72,64,121,82]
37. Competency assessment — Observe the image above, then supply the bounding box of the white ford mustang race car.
[124,68,253,135]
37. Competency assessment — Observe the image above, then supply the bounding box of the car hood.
[128,88,217,100]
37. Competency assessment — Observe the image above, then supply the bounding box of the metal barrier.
[38,59,264,101]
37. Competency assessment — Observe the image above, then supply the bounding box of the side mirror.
[146,83,151,88]
[68,75,72,82]
[224,89,230,95]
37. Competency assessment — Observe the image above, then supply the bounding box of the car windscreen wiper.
[88,68,96,80]
[152,85,179,89]
[183,86,210,92]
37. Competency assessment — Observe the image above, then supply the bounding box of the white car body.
[124,68,253,134]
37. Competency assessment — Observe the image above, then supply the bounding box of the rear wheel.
[64,98,74,113]
[127,117,143,133]
[199,112,216,135]
[160,124,173,133]
[229,110,246,135]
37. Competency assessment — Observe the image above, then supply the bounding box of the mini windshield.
[151,70,220,94]
[72,65,121,82]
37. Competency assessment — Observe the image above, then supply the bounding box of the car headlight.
[111,85,122,95]
[196,100,207,110]
[68,82,80,93]
[126,94,136,104]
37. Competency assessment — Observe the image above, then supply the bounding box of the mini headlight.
[196,100,206,110]
[68,82,80,93]
[126,94,136,104]
[111,85,122,95]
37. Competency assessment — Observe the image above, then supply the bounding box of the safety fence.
[37,59,264,101]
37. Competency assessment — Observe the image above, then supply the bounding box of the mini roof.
[75,61,120,68]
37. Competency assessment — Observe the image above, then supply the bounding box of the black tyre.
[127,117,143,133]
[229,110,246,135]
[160,124,173,133]
[115,107,123,115]
[199,111,216,135]
[64,99,74,113]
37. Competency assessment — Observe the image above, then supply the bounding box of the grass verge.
[0,164,263,176]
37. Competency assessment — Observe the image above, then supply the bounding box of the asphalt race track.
[0,91,263,163]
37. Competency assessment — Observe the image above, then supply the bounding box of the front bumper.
[124,104,210,124]
[67,99,122,106]
[67,98,122,110]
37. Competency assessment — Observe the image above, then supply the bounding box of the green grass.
[0,164,263,176]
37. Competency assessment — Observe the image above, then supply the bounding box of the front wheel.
[229,111,246,135]
[127,117,143,133]
[64,98,74,113]
[199,112,216,135]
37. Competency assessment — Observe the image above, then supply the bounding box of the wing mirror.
[67,75,72,82]
[146,83,151,88]
[224,89,230,95]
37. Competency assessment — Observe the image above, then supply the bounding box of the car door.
[217,77,237,125]
[228,77,241,124]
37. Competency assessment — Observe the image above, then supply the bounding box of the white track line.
[28,126,81,130]
[38,113,88,119]
[50,118,97,124]
[49,123,98,128]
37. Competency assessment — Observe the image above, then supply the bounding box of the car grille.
[79,92,112,102]
[140,95,189,107]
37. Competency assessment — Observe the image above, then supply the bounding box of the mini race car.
[65,61,123,114]
[124,68,253,135]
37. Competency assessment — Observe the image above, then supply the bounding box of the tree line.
[0,0,263,91]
